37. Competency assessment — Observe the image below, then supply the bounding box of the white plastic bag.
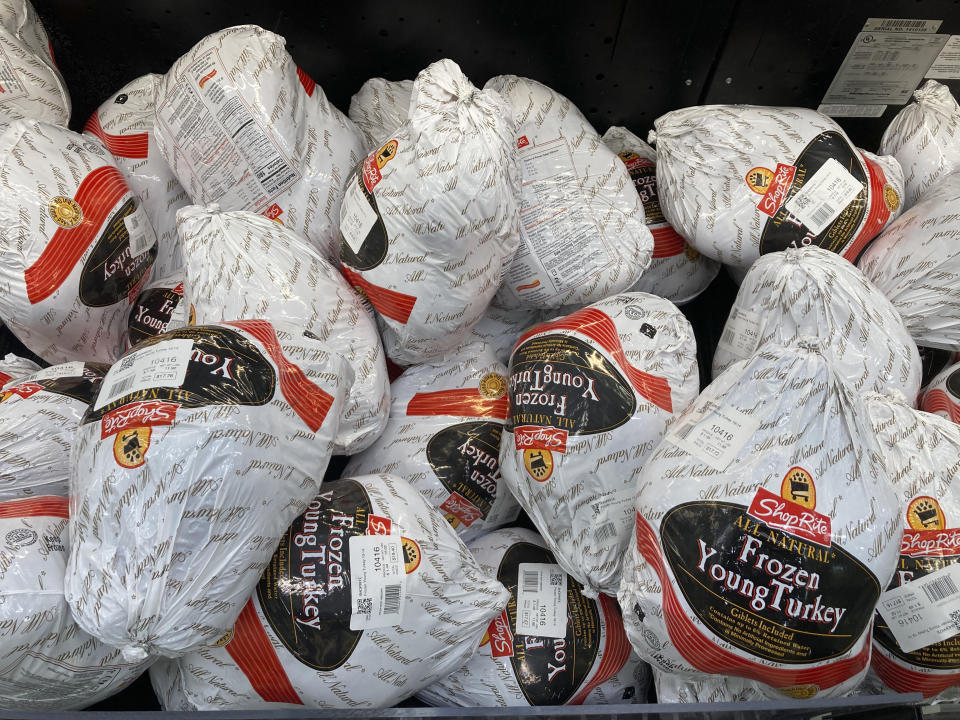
[488,76,652,309]
[500,293,699,597]
[149,473,509,709]
[339,59,520,365]
[619,341,900,698]
[85,74,189,278]
[178,204,388,455]
[344,342,518,542]
[469,305,543,366]
[857,172,960,351]
[154,25,365,262]
[652,670,763,703]
[602,126,719,304]
[418,527,650,707]
[0,0,69,131]
[348,77,413,150]
[653,105,904,270]
[127,270,188,349]
[0,352,39,386]
[879,80,960,209]
[65,320,351,659]
[0,120,156,363]
[713,246,921,400]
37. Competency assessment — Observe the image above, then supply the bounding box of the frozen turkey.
[619,341,900,699]
[85,74,189,278]
[0,352,39,386]
[0,361,106,500]
[652,105,903,270]
[149,473,509,709]
[343,342,518,542]
[858,172,960,351]
[127,270,188,348]
[348,77,413,150]
[0,0,69,131]
[178,204,388,455]
[65,320,351,659]
[880,80,960,210]
[418,527,650,707]
[602,125,719,304]
[0,495,147,709]
[713,246,921,399]
[500,292,699,598]
[338,59,520,365]
[154,25,365,262]
[653,671,763,703]
[469,304,543,366]
[922,360,960,423]
[487,76,652,309]
[919,348,960,397]
[865,394,960,700]
[0,120,156,363]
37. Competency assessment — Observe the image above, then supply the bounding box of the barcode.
[809,203,836,229]
[876,19,931,31]
[550,571,564,587]
[125,210,156,257]
[356,597,372,615]
[922,574,958,603]
[950,608,960,632]
[104,374,136,400]
[675,420,697,440]
[383,584,401,615]
[522,569,539,595]
[596,522,618,543]
[720,329,736,347]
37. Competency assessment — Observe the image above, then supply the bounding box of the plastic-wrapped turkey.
[178,204,388,455]
[652,105,904,270]
[419,527,650,707]
[712,246,921,400]
[0,120,156,363]
[65,320,351,659]
[879,80,960,210]
[500,292,699,597]
[348,77,413,150]
[922,360,960,423]
[338,59,520,365]
[487,76,652,309]
[85,74,189,277]
[602,125,719,304]
[0,352,39,386]
[469,305,543,366]
[149,474,509,709]
[344,342,518,542]
[154,25,365,262]
[619,341,900,699]
[127,270,188,349]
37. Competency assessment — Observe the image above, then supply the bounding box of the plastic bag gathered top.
[619,341,901,699]
[85,74,189,278]
[488,76,653,310]
[149,473,509,709]
[713,246,921,400]
[65,320,351,659]
[652,105,903,270]
[348,77,414,150]
[858,172,960,351]
[154,25,365,262]
[879,80,960,210]
[602,126,719,305]
[500,292,699,598]
[178,204,388,455]
[344,342,519,543]
[338,59,520,365]
[0,120,156,363]
[418,527,650,707]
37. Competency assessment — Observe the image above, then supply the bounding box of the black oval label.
[339,170,389,272]
[661,501,879,664]
[83,326,275,422]
[79,198,156,307]
[920,347,955,390]
[256,479,372,671]
[498,541,600,705]
[758,131,868,257]
[128,285,183,347]
[946,368,960,399]
[509,334,636,435]
[874,554,960,670]
[426,421,503,521]
[2,362,109,405]
[620,154,665,225]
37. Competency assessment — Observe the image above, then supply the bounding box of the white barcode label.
[667,401,761,471]
[716,308,763,361]
[340,179,378,254]
[876,562,960,653]
[13,361,86,387]
[348,534,406,630]
[862,18,942,34]
[784,158,864,235]
[124,205,157,258]
[515,562,567,639]
[94,339,193,410]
